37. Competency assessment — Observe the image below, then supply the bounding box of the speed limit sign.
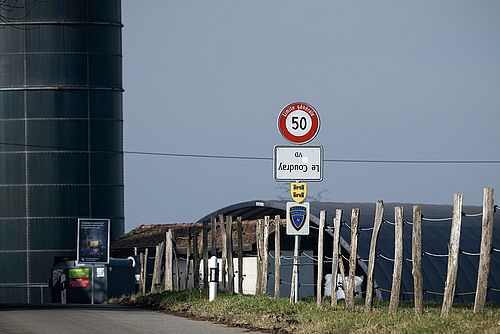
[277,102,320,144]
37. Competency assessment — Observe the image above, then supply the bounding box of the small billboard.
[77,218,110,264]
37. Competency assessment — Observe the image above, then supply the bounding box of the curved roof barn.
[196,200,500,303]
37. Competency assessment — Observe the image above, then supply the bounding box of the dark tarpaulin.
[196,200,500,303]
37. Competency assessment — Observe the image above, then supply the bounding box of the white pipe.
[209,256,218,302]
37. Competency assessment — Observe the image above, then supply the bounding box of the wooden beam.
[274,216,281,299]
[346,208,359,311]
[412,205,423,316]
[219,215,227,291]
[193,228,200,288]
[142,248,149,294]
[316,210,326,308]
[139,252,145,294]
[261,216,270,295]
[226,216,235,295]
[184,228,191,290]
[365,200,384,312]
[441,193,463,317]
[164,230,173,291]
[172,230,181,291]
[211,216,217,257]
[256,219,263,295]
[389,206,403,315]
[474,188,495,313]
[237,216,244,294]
[202,221,209,288]
[331,209,342,309]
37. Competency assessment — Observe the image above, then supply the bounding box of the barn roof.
[195,200,500,303]
[111,220,273,255]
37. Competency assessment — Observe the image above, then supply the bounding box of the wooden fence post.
[184,228,191,290]
[226,216,235,295]
[412,205,423,316]
[211,216,217,257]
[165,230,173,291]
[193,227,200,288]
[331,209,342,309]
[274,216,281,299]
[441,193,463,317]
[338,254,347,297]
[346,208,360,311]
[316,210,326,308]
[255,219,263,295]
[365,200,384,312]
[237,217,244,294]
[171,230,181,291]
[203,221,209,288]
[151,243,161,293]
[474,188,495,313]
[389,206,403,315]
[158,241,166,291]
[139,252,145,294]
[261,216,270,295]
[219,215,227,291]
[143,248,149,294]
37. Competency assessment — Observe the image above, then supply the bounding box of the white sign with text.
[273,146,323,182]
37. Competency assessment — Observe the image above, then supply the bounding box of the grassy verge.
[109,290,500,334]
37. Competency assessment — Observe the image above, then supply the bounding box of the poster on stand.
[77,218,110,264]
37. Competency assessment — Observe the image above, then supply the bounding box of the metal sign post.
[91,264,94,305]
[275,102,322,303]
[293,235,300,303]
[76,218,110,305]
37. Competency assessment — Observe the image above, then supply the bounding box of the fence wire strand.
[269,272,292,286]
[383,219,395,226]
[423,251,448,258]
[422,216,453,222]
[378,253,395,262]
[463,212,483,217]
[460,249,481,256]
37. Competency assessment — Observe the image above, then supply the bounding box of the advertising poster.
[77,218,110,264]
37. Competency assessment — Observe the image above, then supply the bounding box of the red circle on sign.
[277,102,320,144]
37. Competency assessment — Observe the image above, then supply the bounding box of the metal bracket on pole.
[91,264,94,305]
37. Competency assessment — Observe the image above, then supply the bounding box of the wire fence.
[260,199,500,309]
[136,194,499,316]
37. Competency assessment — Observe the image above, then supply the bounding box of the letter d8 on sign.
[274,146,323,182]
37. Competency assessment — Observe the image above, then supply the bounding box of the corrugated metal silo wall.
[0,0,124,303]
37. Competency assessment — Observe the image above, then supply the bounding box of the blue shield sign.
[286,202,310,235]
[290,206,307,231]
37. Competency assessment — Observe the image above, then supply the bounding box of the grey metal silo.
[0,0,124,303]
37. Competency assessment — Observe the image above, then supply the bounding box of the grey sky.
[122,1,500,231]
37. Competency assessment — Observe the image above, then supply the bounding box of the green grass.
[109,290,500,334]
